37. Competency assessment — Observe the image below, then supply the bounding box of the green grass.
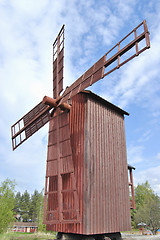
[122,229,140,235]
[0,231,56,240]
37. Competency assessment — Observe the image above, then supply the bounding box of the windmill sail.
[11,102,51,150]
[53,24,64,98]
[11,20,150,151]
[11,25,65,151]
[59,20,150,106]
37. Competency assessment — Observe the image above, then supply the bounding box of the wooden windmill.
[11,21,150,239]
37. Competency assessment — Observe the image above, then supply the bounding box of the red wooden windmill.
[11,21,150,240]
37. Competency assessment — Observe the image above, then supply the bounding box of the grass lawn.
[0,231,56,240]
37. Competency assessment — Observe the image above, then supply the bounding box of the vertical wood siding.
[83,94,131,234]
[45,92,131,235]
[45,93,85,233]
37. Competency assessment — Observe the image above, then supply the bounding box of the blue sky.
[0,0,160,195]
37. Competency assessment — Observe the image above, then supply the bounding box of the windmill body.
[44,91,131,235]
[11,21,150,239]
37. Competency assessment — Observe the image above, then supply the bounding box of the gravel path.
[121,233,160,239]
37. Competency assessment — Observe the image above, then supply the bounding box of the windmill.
[11,21,150,240]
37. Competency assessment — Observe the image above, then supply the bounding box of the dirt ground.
[121,233,160,240]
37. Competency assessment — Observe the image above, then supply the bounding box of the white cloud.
[138,130,152,143]
[156,153,160,160]
[10,0,48,17]
[127,145,144,164]
[134,166,160,195]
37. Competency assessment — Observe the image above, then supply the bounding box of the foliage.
[0,179,16,233]
[131,209,137,229]
[14,188,46,231]
[20,190,31,222]
[0,178,46,233]
[133,181,160,234]
[29,189,46,231]
[14,191,21,214]
[30,190,42,222]
[14,188,45,225]
[35,189,46,232]
[134,181,155,210]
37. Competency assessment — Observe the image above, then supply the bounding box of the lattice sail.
[11,102,51,150]
[59,20,150,106]
[11,21,150,151]
[53,25,64,99]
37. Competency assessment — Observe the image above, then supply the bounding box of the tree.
[134,181,154,210]
[20,190,30,222]
[13,188,45,229]
[134,181,160,234]
[29,189,46,231]
[14,192,21,211]
[14,191,22,221]
[30,190,41,222]
[0,179,16,233]
[149,196,160,234]
[37,189,46,232]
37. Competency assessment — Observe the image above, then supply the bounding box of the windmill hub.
[43,95,71,112]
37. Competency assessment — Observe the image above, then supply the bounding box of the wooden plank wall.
[45,92,131,235]
[83,94,131,234]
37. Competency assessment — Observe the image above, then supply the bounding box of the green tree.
[14,192,21,212]
[20,190,30,222]
[30,190,41,222]
[14,191,22,221]
[29,189,46,231]
[0,179,16,233]
[134,181,160,234]
[135,181,154,210]
[37,189,46,232]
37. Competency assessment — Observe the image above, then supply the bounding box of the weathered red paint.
[53,25,64,99]
[44,91,131,234]
[128,164,136,209]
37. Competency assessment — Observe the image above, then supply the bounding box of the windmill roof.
[128,164,136,170]
[82,90,129,116]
